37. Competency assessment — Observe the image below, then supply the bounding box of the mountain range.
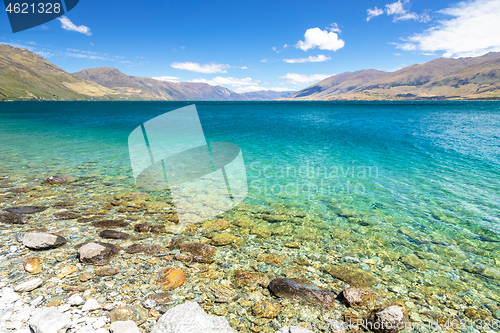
[283,52,500,100]
[1,44,500,101]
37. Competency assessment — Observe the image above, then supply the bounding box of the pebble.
[24,257,42,274]
[91,220,129,229]
[252,300,282,318]
[82,299,100,311]
[68,294,86,306]
[109,320,141,333]
[14,278,43,292]
[95,267,119,276]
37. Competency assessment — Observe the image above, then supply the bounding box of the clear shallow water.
[1,101,500,299]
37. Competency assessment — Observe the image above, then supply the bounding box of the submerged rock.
[95,267,119,276]
[277,327,316,333]
[53,211,80,220]
[134,222,151,232]
[43,175,77,185]
[252,300,281,318]
[99,229,130,239]
[268,278,335,306]
[342,287,377,307]
[325,264,378,287]
[92,219,129,229]
[3,206,48,214]
[157,268,187,290]
[76,242,120,265]
[0,211,28,224]
[23,232,67,250]
[179,242,216,258]
[211,233,239,246]
[125,243,162,254]
[231,270,269,290]
[151,301,237,333]
[209,284,237,302]
[367,305,406,333]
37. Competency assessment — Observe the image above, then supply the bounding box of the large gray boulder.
[29,307,71,333]
[151,302,236,333]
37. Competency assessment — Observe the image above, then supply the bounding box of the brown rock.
[0,212,29,224]
[96,267,119,276]
[144,292,173,305]
[125,243,162,254]
[174,254,193,263]
[76,242,120,265]
[3,206,48,214]
[325,264,378,287]
[53,211,80,220]
[231,270,269,289]
[268,278,335,306]
[56,265,78,279]
[464,307,491,321]
[342,287,377,307]
[157,267,187,290]
[150,225,165,233]
[257,253,285,265]
[211,233,238,246]
[79,271,94,282]
[91,220,129,229]
[99,229,129,239]
[201,219,230,232]
[209,284,237,302]
[43,175,77,184]
[252,301,281,318]
[367,305,407,333]
[179,242,216,258]
[24,257,42,274]
[166,236,182,249]
[134,222,151,232]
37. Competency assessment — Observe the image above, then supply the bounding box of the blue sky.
[1,0,499,92]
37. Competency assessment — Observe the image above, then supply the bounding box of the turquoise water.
[1,101,500,299]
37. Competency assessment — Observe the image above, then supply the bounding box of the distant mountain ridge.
[73,67,246,101]
[283,52,500,100]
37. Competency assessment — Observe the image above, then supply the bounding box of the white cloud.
[279,73,331,86]
[295,27,345,52]
[152,76,180,82]
[57,16,91,36]
[399,0,500,57]
[386,1,406,15]
[171,62,229,74]
[367,1,429,22]
[284,54,331,63]
[367,7,384,21]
